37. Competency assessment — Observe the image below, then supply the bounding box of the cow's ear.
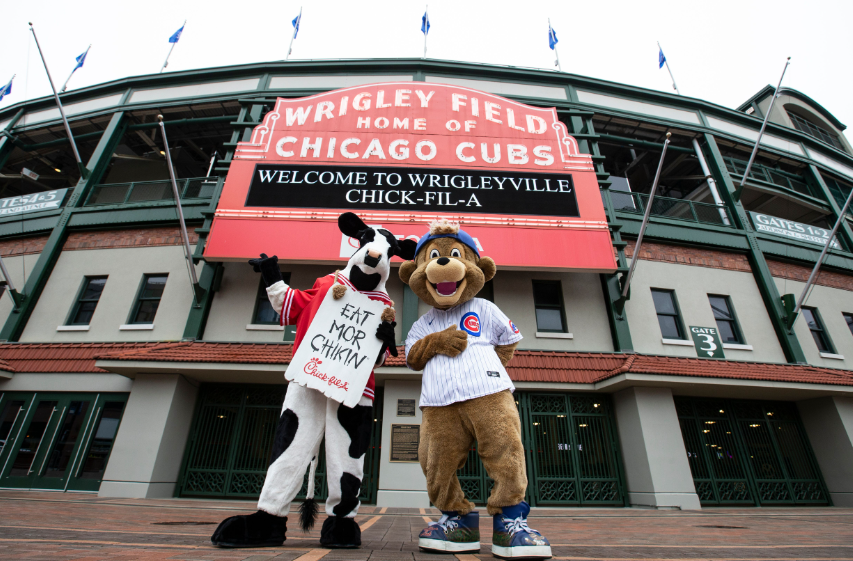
[395,239,417,261]
[338,212,368,237]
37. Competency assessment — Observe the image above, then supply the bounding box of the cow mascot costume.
[400,220,552,560]
[212,212,416,549]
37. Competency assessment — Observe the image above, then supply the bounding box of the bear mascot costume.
[211,212,415,549]
[400,220,552,560]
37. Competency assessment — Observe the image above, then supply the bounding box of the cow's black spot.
[349,265,380,292]
[337,403,373,459]
[358,228,375,246]
[269,409,299,466]
[332,472,362,517]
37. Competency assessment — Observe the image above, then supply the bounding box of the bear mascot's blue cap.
[414,220,480,258]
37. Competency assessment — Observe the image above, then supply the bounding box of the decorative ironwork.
[537,480,577,502]
[582,481,619,502]
[676,397,828,506]
[530,394,566,413]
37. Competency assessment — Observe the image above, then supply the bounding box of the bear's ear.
[478,256,496,282]
[399,260,418,285]
[395,239,417,261]
[338,212,368,238]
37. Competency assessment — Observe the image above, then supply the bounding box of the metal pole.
[658,42,679,95]
[29,23,88,179]
[692,138,730,226]
[733,57,791,202]
[423,5,428,58]
[160,20,185,73]
[158,115,203,304]
[621,133,671,298]
[789,182,853,325]
[286,8,300,60]
[60,44,90,93]
[206,150,218,177]
[550,19,561,72]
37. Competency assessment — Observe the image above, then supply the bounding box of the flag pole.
[157,115,205,305]
[658,41,680,95]
[29,23,89,179]
[160,20,185,73]
[206,150,218,177]
[620,133,672,300]
[61,44,90,93]
[549,19,561,72]
[733,57,791,202]
[787,182,853,329]
[423,5,429,58]
[286,7,301,60]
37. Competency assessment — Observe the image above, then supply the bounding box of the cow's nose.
[367,249,381,259]
[437,257,450,266]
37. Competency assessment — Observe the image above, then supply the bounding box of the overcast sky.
[2,0,851,138]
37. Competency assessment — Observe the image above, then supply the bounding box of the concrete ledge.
[535,332,574,339]
[246,324,284,331]
[98,481,177,499]
[119,324,154,331]
[627,492,702,510]
[661,338,694,347]
[56,325,89,332]
[377,490,431,508]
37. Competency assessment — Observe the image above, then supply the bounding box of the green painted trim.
[401,285,419,344]
[0,111,127,342]
[807,164,853,252]
[182,261,221,340]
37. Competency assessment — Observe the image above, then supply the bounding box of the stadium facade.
[0,58,852,510]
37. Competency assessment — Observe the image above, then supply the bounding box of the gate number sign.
[690,326,725,359]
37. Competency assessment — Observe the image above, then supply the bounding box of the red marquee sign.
[204,82,616,272]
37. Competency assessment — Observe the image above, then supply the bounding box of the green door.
[0,392,128,492]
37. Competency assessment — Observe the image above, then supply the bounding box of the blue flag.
[169,24,184,44]
[292,12,301,37]
[421,11,430,35]
[658,47,666,69]
[548,24,558,50]
[74,49,88,71]
[0,77,12,103]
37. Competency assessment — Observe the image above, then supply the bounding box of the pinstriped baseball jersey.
[406,298,523,407]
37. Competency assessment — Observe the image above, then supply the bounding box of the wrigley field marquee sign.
[205,82,616,272]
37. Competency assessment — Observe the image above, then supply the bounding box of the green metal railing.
[83,177,216,207]
[611,191,734,228]
[676,397,828,506]
[723,156,811,196]
[788,112,845,152]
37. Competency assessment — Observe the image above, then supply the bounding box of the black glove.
[376,320,398,358]
[248,253,283,287]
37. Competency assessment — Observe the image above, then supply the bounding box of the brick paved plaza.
[0,491,851,560]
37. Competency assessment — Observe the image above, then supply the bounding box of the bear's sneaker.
[419,510,480,553]
[320,515,361,548]
[210,510,286,548]
[491,502,551,560]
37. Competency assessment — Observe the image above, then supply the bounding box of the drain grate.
[152,521,217,525]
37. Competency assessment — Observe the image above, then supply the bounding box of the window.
[68,276,107,325]
[253,273,291,324]
[802,307,833,353]
[532,281,566,332]
[844,313,853,336]
[129,274,168,324]
[708,295,743,344]
[651,289,685,340]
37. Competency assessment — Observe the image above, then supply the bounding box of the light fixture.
[705,421,716,424]
[217,415,226,419]
[767,412,774,416]
[750,424,760,427]
[160,150,166,155]
[579,424,588,427]
[719,409,725,413]
[54,168,61,173]
[703,429,710,433]
[593,403,600,408]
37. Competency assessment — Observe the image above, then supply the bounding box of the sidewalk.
[0,490,851,560]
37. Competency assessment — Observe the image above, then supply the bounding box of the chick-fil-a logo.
[304,357,350,391]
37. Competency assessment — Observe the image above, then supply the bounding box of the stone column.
[99,374,198,498]
[797,396,853,506]
[613,386,701,509]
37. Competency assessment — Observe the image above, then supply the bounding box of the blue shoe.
[491,502,551,559]
[418,510,480,553]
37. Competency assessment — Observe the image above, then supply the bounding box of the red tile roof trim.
[0,342,851,388]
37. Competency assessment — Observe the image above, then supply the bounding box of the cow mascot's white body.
[212,212,416,549]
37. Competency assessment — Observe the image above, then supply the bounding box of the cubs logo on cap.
[510,320,520,334]
[460,312,481,337]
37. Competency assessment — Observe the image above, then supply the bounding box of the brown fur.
[407,325,468,371]
[332,284,347,300]
[494,342,519,367]
[380,307,396,323]
[419,390,527,516]
[429,219,460,235]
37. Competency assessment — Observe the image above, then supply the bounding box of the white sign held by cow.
[286,286,385,408]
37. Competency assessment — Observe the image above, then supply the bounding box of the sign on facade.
[396,399,416,417]
[0,189,67,217]
[390,424,420,462]
[689,326,725,359]
[286,287,386,408]
[750,212,841,250]
[204,82,616,272]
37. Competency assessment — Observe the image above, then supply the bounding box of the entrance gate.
[457,392,625,507]
[0,391,128,492]
[675,397,829,506]
[178,383,383,503]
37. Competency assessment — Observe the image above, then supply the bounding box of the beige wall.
[0,254,40,330]
[625,260,786,363]
[19,245,200,342]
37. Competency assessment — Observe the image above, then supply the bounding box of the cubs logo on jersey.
[460,312,481,337]
[510,320,520,334]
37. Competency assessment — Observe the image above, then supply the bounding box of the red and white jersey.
[268,273,392,400]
